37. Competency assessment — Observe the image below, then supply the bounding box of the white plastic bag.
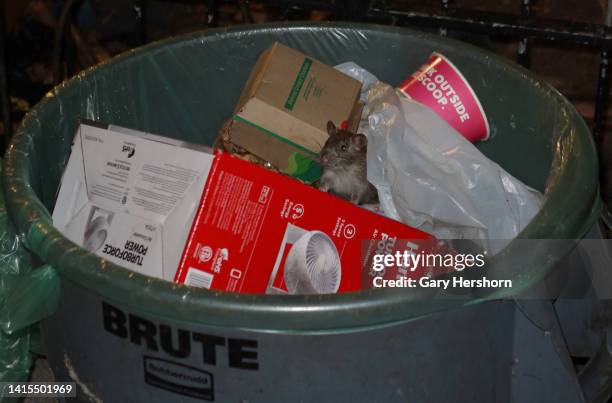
[336,62,543,253]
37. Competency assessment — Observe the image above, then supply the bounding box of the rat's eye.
[341,144,347,152]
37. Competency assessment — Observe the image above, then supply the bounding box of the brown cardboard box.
[228,42,362,182]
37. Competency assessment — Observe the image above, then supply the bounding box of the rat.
[317,120,379,205]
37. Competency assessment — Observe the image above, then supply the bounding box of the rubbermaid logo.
[144,356,214,401]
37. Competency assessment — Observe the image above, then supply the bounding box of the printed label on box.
[176,153,436,294]
[52,121,214,280]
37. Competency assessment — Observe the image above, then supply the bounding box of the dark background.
[3,0,610,211]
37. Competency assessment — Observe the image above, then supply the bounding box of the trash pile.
[52,42,542,294]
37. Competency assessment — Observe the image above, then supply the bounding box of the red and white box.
[175,152,436,294]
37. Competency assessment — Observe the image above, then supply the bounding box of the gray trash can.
[2,23,604,402]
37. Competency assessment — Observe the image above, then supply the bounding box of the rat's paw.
[317,179,331,193]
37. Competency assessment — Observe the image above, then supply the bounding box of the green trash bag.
[0,162,60,387]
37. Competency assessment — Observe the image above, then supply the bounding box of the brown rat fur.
[317,121,379,205]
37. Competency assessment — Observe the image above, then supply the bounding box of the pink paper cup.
[398,52,490,142]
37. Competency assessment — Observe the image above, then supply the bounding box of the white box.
[52,121,214,280]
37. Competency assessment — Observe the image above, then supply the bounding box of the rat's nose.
[320,154,329,164]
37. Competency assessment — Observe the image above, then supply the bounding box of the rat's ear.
[352,134,367,150]
[327,120,338,136]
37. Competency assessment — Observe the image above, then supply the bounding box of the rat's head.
[320,121,367,168]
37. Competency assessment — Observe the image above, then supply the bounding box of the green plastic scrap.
[285,152,323,183]
[1,265,59,335]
